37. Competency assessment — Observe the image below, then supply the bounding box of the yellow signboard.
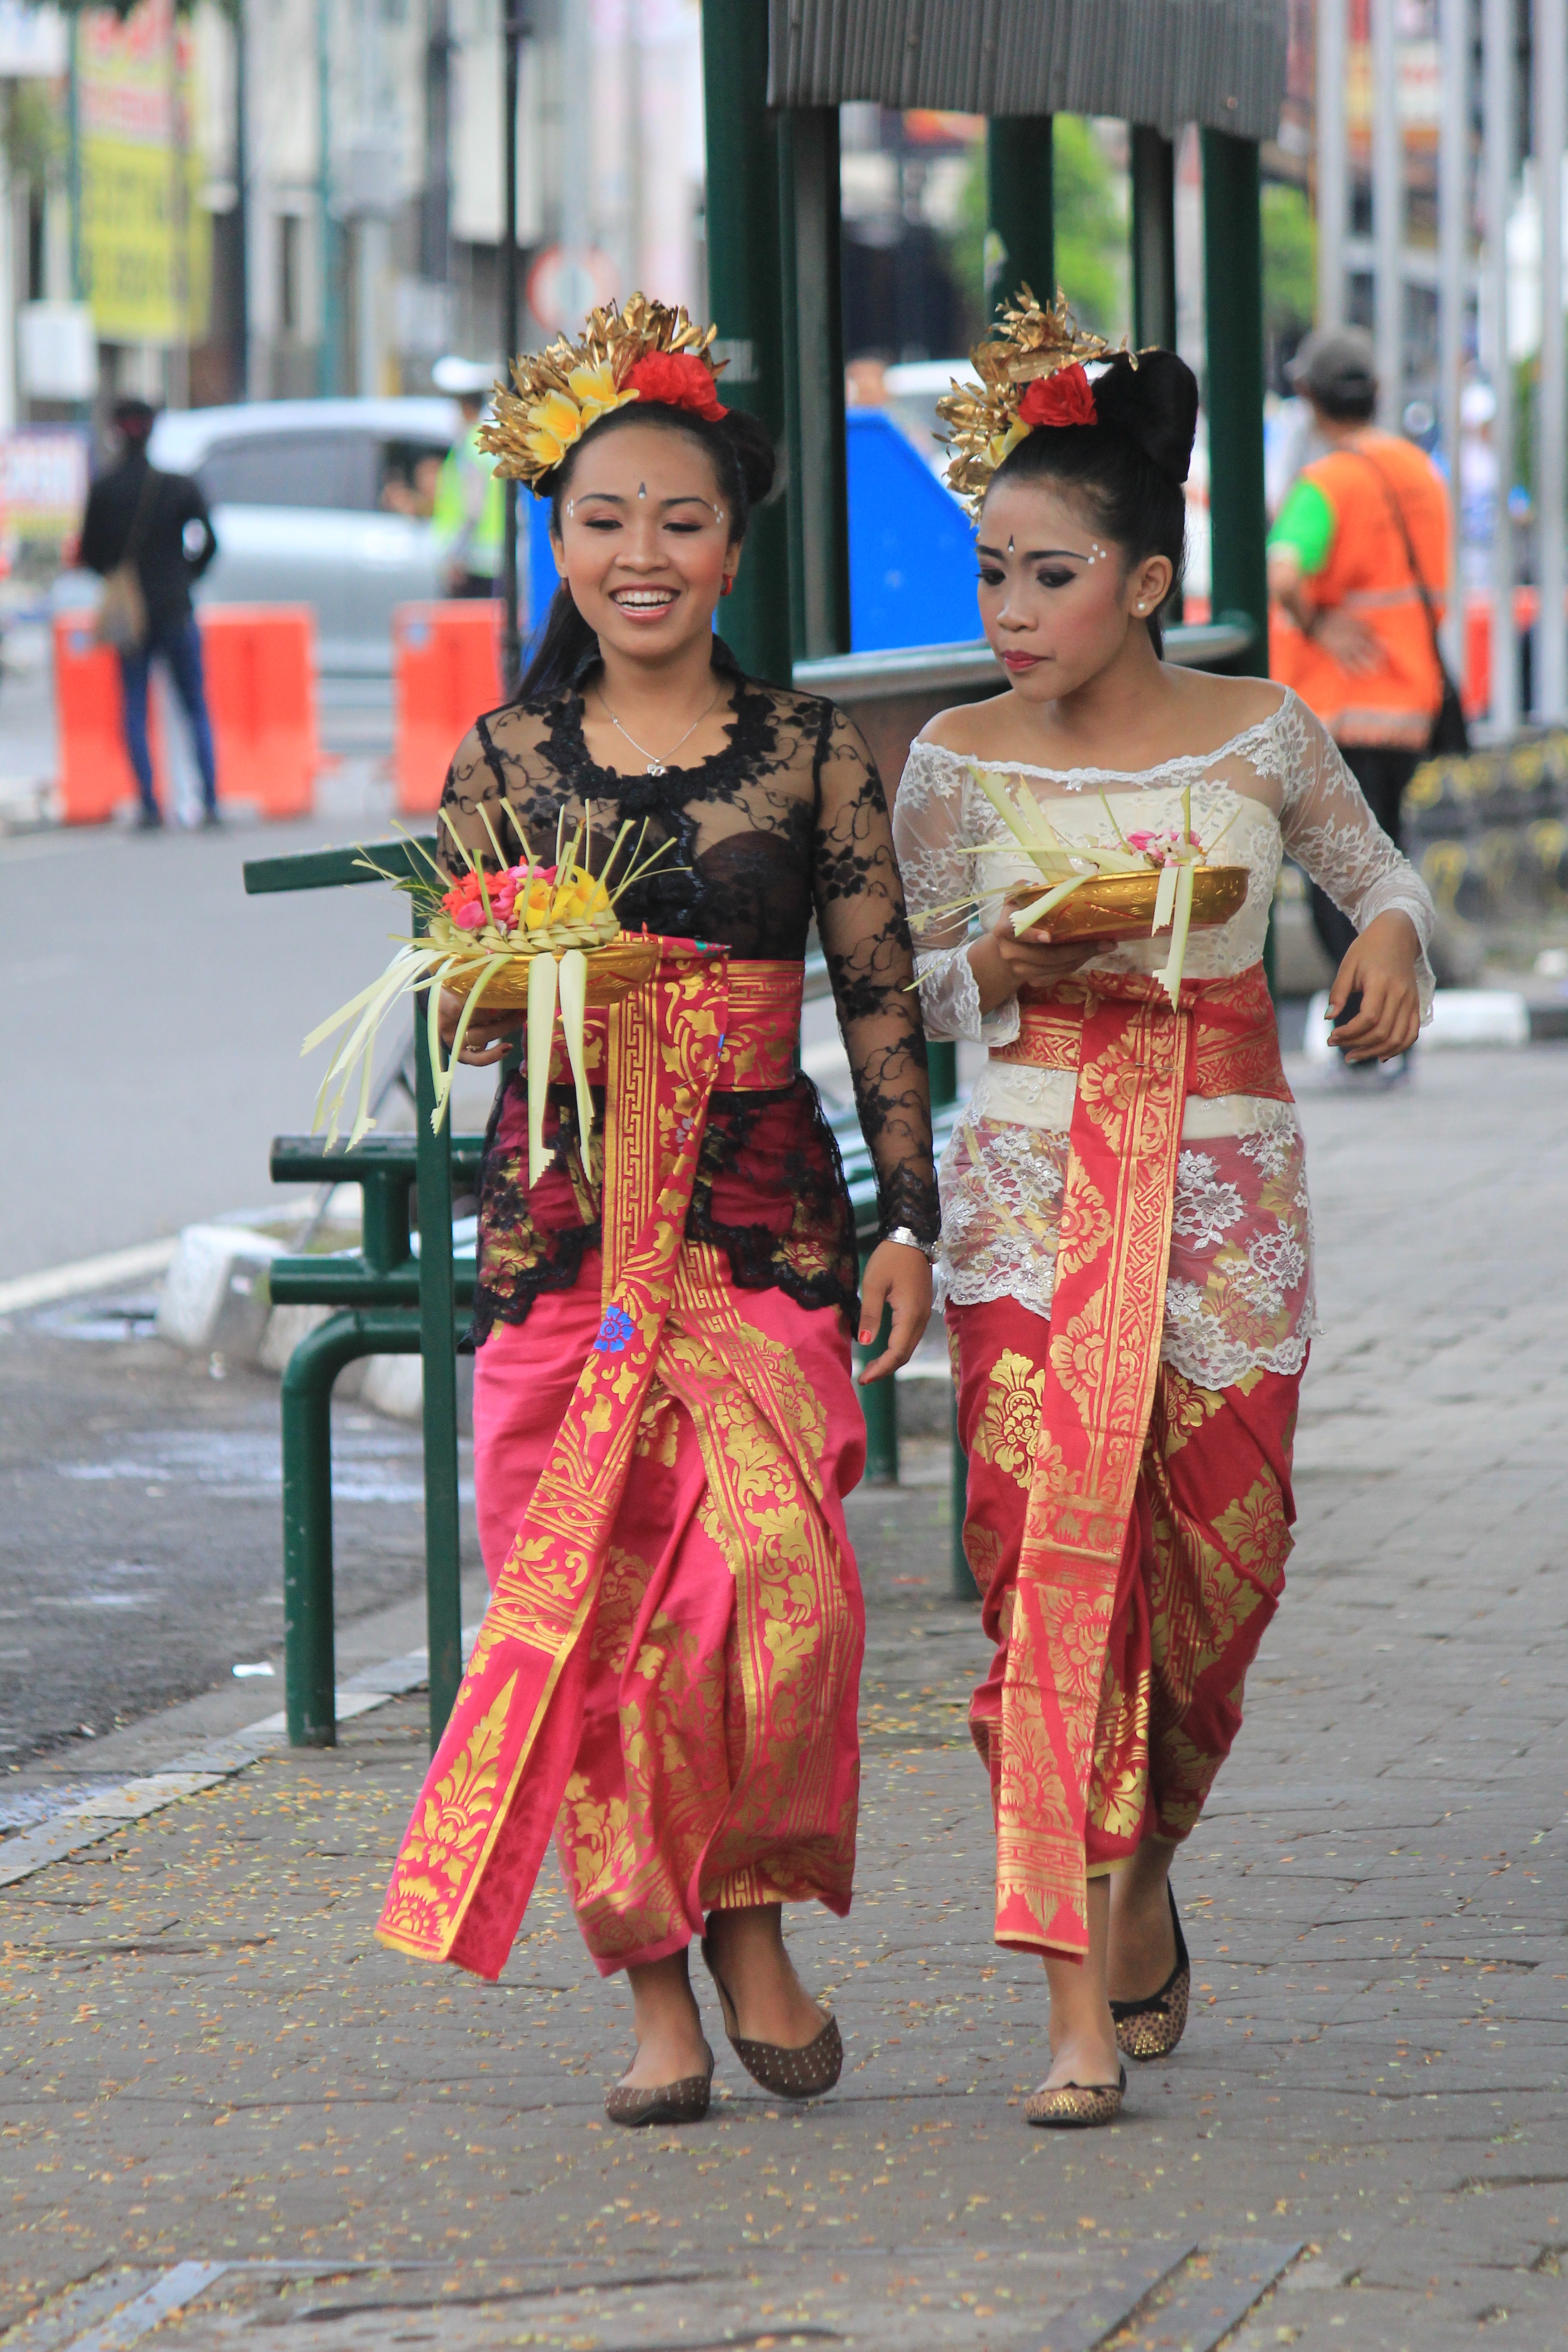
[78,0,210,347]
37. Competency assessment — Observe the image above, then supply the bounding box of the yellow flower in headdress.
[566,359,630,424]
[523,390,590,472]
[480,292,726,492]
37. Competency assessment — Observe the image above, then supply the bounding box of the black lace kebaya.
[437,638,940,1342]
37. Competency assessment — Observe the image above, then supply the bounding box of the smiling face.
[552,419,737,661]
[975,475,1174,700]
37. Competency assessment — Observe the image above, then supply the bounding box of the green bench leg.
[281,1311,422,1748]
[950,1386,975,1602]
[855,1260,899,1484]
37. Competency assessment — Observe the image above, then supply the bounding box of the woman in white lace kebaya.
[893,296,1434,2130]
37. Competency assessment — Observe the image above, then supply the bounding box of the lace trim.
[897,694,1293,791]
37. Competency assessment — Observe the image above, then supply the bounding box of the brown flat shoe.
[1024,2064,1127,2130]
[603,2042,714,2129]
[1111,1885,1191,2062]
[701,1936,843,2100]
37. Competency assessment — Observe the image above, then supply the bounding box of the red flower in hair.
[625,350,728,421]
[1017,363,1098,430]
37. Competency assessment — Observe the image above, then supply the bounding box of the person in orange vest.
[1268,326,1451,971]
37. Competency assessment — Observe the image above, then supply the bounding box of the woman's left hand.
[1327,910,1423,1061]
[857,1239,934,1386]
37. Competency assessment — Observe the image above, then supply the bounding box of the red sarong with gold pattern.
[377,942,863,1980]
[969,965,1296,1959]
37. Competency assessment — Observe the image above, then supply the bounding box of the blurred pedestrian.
[79,396,220,831]
[1267,327,1456,971]
[431,356,505,597]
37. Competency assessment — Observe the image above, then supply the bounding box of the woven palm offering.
[970,768,1249,1005]
[304,808,672,1180]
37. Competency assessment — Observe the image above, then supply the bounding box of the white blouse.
[892,687,1436,1389]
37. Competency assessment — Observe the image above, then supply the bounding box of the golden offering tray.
[1009,863,1249,943]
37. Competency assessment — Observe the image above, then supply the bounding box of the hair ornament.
[479,293,729,494]
[938,286,1134,514]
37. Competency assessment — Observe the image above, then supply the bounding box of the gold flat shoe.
[1111,1885,1191,2062]
[701,1936,843,2099]
[603,2042,714,2129]
[1024,2064,1127,2129]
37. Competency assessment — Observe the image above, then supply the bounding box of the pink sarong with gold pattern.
[377,941,865,1980]
[985,965,1293,1960]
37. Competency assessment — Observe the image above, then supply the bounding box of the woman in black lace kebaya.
[381,301,937,2126]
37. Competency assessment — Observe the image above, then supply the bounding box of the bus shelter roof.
[766,0,1288,143]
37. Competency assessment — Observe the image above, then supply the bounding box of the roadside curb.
[0,1636,471,1891]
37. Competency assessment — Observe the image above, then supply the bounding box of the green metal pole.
[701,0,792,685]
[1201,130,1273,992]
[780,107,851,663]
[855,1250,898,1486]
[985,118,1054,313]
[282,1312,424,1747]
[1130,127,1177,349]
[414,922,464,1751]
[925,1043,972,1598]
[1200,131,1269,675]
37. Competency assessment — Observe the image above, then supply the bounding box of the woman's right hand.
[969,903,1098,1014]
[437,988,523,1066]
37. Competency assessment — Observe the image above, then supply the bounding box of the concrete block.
[361,1348,474,1431]
[155,1224,286,1361]
[257,1304,365,1397]
[361,1352,423,1421]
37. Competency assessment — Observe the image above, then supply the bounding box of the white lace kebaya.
[893,685,1436,1389]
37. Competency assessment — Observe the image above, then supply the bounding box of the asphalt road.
[0,765,512,1285]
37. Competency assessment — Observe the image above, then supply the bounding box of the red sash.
[988,966,1290,1955]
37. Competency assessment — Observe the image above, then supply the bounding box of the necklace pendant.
[645,759,666,777]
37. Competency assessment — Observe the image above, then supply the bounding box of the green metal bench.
[265,1134,485,1749]
[244,838,470,1752]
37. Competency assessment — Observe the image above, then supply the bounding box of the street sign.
[525,243,618,333]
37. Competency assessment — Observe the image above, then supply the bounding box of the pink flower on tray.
[451,898,488,931]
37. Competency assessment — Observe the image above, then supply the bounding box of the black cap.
[1289,327,1377,410]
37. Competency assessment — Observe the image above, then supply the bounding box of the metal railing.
[793,616,1257,703]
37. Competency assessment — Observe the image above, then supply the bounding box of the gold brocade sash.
[377,944,804,1978]
[990,965,1289,1958]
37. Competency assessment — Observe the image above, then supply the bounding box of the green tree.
[1053,118,1126,335]
[945,117,1127,338]
[1262,181,1316,367]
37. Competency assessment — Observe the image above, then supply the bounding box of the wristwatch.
[883,1225,938,1264]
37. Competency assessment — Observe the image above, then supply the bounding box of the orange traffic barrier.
[54,606,320,824]
[53,612,166,823]
[200,605,319,818]
[393,600,503,815]
[1463,585,1545,720]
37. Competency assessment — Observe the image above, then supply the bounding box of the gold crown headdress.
[478,292,729,493]
[937,286,1129,515]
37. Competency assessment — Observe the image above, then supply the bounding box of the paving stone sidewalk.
[1,1049,1565,2351]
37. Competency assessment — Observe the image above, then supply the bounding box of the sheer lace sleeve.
[812,706,939,1245]
[892,740,1021,1046]
[1273,692,1437,1012]
[433,710,534,876]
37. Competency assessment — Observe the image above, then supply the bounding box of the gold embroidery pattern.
[972,1348,1048,1488]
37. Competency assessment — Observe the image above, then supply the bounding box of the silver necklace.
[599,685,723,777]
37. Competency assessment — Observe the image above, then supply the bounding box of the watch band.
[883,1225,938,1264]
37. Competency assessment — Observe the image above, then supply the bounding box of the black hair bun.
[1093,349,1199,486]
[717,406,777,511]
